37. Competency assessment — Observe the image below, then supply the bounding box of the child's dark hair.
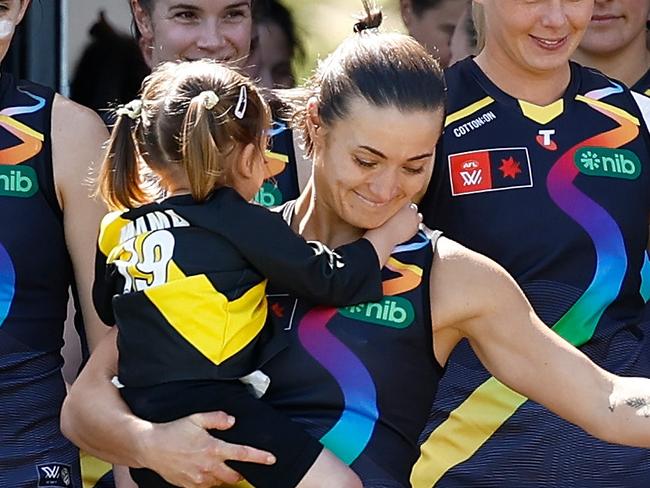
[281,0,446,158]
[99,59,271,210]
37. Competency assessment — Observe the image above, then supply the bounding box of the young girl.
[92,59,420,488]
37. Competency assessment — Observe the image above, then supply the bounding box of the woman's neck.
[574,36,650,87]
[292,179,365,249]
[474,46,572,106]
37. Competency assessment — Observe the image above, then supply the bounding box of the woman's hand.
[137,412,276,487]
[61,330,275,487]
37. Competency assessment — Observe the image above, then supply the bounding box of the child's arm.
[209,191,420,307]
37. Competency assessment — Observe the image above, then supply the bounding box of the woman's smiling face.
[312,98,443,230]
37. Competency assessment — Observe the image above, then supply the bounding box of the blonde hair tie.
[197,90,220,110]
[116,99,142,120]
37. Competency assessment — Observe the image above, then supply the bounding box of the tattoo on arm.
[626,397,650,416]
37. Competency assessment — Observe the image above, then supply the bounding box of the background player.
[416,0,650,486]
[574,0,650,93]
[0,0,111,487]
[399,0,466,67]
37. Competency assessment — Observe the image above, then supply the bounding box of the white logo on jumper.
[460,169,483,186]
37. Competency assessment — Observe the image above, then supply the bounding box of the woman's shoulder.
[52,93,106,131]
[432,235,514,290]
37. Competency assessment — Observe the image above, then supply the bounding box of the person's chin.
[344,208,392,231]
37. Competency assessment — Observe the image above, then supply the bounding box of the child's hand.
[364,203,422,267]
[381,202,422,244]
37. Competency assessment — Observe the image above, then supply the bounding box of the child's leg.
[121,380,360,488]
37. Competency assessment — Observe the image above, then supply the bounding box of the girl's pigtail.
[97,101,148,210]
[180,91,225,201]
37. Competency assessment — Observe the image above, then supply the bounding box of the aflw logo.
[36,463,71,487]
[460,167,483,186]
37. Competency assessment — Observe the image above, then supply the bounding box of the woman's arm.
[430,238,650,448]
[61,329,276,488]
[51,95,112,351]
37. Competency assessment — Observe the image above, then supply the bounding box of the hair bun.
[354,0,383,33]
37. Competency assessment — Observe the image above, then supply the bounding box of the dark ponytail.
[354,0,383,33]
[280,0,446,159]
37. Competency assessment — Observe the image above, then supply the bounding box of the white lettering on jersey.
[460,169,483,186]
[120,209,189,243]
[453,111,497,138]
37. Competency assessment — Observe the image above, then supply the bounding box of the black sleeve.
[92,245,116,326]
[212,190,384,306]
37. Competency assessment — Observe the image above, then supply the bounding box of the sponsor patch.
[340,296,415,329]
[0,165,38,197]
[36,463,72,487]
[254,181,283,207]
[449,147,533,196]
[574,147,641,180]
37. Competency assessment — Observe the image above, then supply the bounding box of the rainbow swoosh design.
[0,88,37,327]
[549,83,635,343]
[412,82,640,486]
[298,231,429,464]
[0,244,16,328]
[0,87,46,165]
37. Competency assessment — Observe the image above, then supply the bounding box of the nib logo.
[0,166,38,198]
[254,182,283,208]
[575,147,640,180]
[339,296,415,328]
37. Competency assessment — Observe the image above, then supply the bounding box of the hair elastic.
[197,90,220,110]
[116,99,143,120]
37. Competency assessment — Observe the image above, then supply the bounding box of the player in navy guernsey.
[63,5,650,488]
[418,1,650,487]
[575,0,650,95]
[0,1,111,487]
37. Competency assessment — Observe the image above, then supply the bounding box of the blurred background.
[2,0,404,94]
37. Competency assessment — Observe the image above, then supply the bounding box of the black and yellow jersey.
[416,58,650,487]
[94,187,383,387]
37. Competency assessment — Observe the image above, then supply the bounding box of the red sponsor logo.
[449,151,492,195]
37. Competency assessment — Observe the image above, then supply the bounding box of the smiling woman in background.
[574,0,650,93]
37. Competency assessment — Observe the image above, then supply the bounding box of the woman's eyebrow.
[358,145,433,161]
